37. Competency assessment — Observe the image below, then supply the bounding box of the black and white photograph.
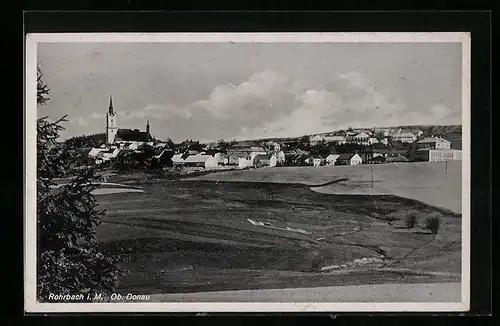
[25,32,470,312]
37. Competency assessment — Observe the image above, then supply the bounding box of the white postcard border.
[24,32,471,313]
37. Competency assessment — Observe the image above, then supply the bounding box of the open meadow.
[187,161,463,214]
[95,162,462,301]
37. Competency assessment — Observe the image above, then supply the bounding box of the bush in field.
[309,258,322,272]
[404,209,419,228]
[37,65,120,302]
[425,212,441,235]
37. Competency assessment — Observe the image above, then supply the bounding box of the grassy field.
[187,161,463,214]
[95,172,461,299]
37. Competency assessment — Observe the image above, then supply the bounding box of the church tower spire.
[146,119,150,135]
[108,95,114,115]
[106,95,118,145]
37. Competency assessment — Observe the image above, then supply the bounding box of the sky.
[37,42,462,142]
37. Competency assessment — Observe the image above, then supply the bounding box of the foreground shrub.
[37,65,120,302]
[404,209,419,228]
[425,212,441,234]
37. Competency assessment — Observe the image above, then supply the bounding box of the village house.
[152,147,174,167]
[265,141,281,152]
[78,147,93,158]
[368,137,379,145]
[416,137,452,150]
[357,151,374,163]
[238,152,253,169]
[213,152,230,166]
[385,154,409,163]
[381,128,392,137]
[274,150,286,165]
[96,147,121,163]
[347,132,371,146]
[372,151,387,158]
[227,151,255,166]
[88,146,108,158]
[253,153,278,168]
[391,130,417,143]
[119,142,141,150]
[172,154,217,169]
[284,149,310,166]
[366,156,386,164]
[379,137,389,145]
[90,146,121,162]
[228,151,245,166]
[309,135,324,146]
[185,149,201,155]
[323,135,346,145]
[416,149,462,162]
[335,153,363,166]
[325,154,341,166]
[247,146,267,160]
[306,155,324,167]
[171,153,185,166]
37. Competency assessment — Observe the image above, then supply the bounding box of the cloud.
[75,70,460,141]
[89,112,105,119]
[72,111,104,126]
[74,116,89,127]
[430,104,453,120]
[229,70,412,139]
[186,70,300,120]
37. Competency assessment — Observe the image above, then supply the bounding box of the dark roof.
[368,156,386,162]
[417,137,450,144]
[373,148,390,154]
[229,151,251,158]
[115,129,152,142]
[78,147,93,155]
[385,154,409,162]
[285,149,310,155]
[115,149,134,158]
[154,147,174,158]
[255,154,272,161]
[389,149,409,155]
[286,153,306,160]
[337,153,356,161]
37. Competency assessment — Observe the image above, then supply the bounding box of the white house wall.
[238,157,253,169]
[204,157,218,169]
[269,155,278,167]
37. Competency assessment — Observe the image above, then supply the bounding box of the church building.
[106,96,154,148]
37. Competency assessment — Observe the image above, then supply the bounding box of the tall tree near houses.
[374,131,385,142]
[36,64,120,302]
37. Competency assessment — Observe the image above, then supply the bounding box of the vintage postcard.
[25,32,470,313]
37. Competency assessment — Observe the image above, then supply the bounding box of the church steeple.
[106,95,118,145]
[108,95,114,115]
[146,119,150,135]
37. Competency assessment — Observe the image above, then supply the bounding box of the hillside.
[235,125,462,147]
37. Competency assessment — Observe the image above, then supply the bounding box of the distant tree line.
[400,125,462,138]
[65,133,106,148]
[112,144,173,173]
